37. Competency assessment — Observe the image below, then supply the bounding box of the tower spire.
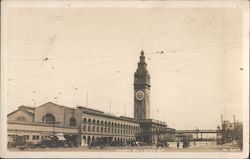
[134,50,151,120]
[141,36,144,50]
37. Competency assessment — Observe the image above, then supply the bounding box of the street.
[9,142,241,152]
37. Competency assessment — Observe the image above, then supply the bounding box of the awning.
[56,136,66,141]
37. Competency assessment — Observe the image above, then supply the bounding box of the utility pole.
[233,115,236,127]
[86,92,88,107]
[141,36,144,50]
[157,108,159,120]
[221,114,223,128]
[109,100,111,113]
[124,104,126,116]
[233,115,236,144]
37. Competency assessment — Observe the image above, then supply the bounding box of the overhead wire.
[7,55,136,81]
[78,45,242,90]
[8,36,243,82]
[7,45,242,106]
[7,31,244,62]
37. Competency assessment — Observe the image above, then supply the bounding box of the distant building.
[7,50,175,147]
[221,120,243,147]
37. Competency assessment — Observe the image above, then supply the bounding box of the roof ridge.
[20,105,35,109]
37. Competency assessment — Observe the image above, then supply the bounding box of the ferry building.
[7,50,176,146]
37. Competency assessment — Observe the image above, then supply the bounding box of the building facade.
[7,50,175,147]
[8,102,140,146]
[7,103,81,146]
[134,50,151,120]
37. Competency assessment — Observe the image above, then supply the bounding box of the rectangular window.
[92,126,95,132]
[88,126,91,132]
[97,127,99,133]
[32,135,36,140]
[82,125,86,131]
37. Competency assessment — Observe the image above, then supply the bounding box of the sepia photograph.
[0,0,249,158]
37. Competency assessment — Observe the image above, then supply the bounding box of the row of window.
[82,122,140,135]
[42,114,77,126]
[82,118,139,130]
[82,124,140,135]
[16,114,77,126]
[8,134,40,140]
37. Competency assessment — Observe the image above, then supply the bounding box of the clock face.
[136,91,144,101]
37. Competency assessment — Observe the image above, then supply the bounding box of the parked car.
[156,140,169,148]
[38,136,66,148]
[12,135,28,150]
[88,137,112,149]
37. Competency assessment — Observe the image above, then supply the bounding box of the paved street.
[9,142,241,152]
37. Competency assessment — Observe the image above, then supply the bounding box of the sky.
[5,7,245,130]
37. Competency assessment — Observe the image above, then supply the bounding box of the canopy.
[56,136,66,141]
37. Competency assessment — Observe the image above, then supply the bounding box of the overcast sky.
[5,7,245,129]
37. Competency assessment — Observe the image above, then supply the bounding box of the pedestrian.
[177,141,179,148]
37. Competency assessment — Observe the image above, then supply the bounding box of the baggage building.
[8,102,141,146]
[7,50,175,146]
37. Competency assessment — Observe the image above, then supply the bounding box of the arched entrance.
[42,113,55,124]
[69,117,76,126]
[87,136,91,145]
[82,136,86,146]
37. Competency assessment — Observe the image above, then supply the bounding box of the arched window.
[114,123,117,134]
[118,123,120,134]
[87,118,92,132]
[111,122,114,134]
[123,124,126,134]
[100,121,104,133]
[96,120,100,133]
[42,113,55,124]
[70,117,76,126]
[104,121,107,133]
[108,122,111,133]
[83,118,87,123]
[88,118,91,123]
[92,120,96,132]
[82,118,87,131]
[16,116,27,122]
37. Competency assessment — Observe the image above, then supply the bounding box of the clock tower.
[134,50,151,120]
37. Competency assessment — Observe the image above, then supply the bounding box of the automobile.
[140,142,149,146]
[156,140,168,148]
[182,141,190,148]
[88,137,112,149]
[12,135,28,150]
[216,139,224,145]
[38,136,66,148]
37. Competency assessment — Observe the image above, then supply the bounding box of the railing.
[176,129,220,133]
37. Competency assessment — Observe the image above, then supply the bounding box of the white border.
[1,0,249,158]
